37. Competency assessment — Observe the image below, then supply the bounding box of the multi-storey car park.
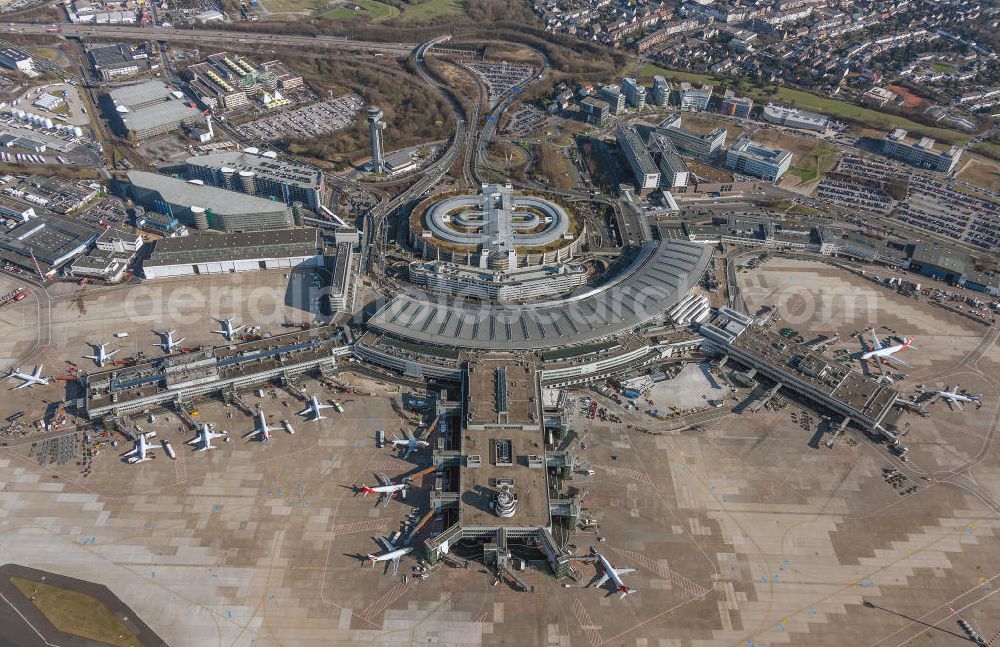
[186,148,324,210]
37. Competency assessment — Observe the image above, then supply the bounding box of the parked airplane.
[242,409,279,442]
[365,536,413,575]
[389,431,430,459]
[212,318,244,342]
[861,329,915,368]
[154,330,184,353]
[84,342,118,367]
[928,385,982,410]
[585,550,637,600]
[122,432,156,464]
[6,365,48,389]
[186,423,229,451]
[297,395,334,421]
[356,473,409,508]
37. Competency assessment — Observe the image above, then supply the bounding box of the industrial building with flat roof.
[725,135,792,181]
[880,129,962,173]
[125,170,293,232]
[107,80,204,142]
[0,213,99,277]
[141,227,322,279]
[186,149,323,209]
[87,42,156,80]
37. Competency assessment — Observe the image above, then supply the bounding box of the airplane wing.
[84,354,99,361]
[889,356,912,368]
[378,536,395,551]
[402,446,413,459]
[185,436,201,446]
[107,349,120,356]
[122,446,138,458]
[381,493,392,508]
[870,329,883,351]
[592,573,610,589]
[375,473,391,486]
[297,407,312,417]
[953,399,964,411]
[391,557,400,576]
[614,568,635,576]
[12,380,32,390]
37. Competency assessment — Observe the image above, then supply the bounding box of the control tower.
[367,107,386,173]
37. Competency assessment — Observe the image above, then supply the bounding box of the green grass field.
[11,577,141,647]
[262,0,320,12]
[930,62,954,73]
[789,143,840,183]
[637,64,971,145]
[322,0,398,20]
[971,141,1000,162]
[398,0,464,22]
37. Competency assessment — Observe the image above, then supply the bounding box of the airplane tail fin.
[903,337,916,348]
[365,554,377,566]
[619,587,637,599]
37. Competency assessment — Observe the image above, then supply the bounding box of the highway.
[361,36,466,277]
[5,22,417,55]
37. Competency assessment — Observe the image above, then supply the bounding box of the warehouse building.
[124,170,294,232]
[140,227,323,279]
[107,80,205,142]
[0,45,33,73]
[0,213,99,277]
[186,149,323,209]
[88,42,156,80]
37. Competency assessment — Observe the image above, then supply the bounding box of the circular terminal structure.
[409,183,584,270]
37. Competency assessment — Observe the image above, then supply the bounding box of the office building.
[645,130,690,188]
[616,122,660,191]
[124,170,294,232]
[141,228,323,279]
[598,85,626,115]
[761,103,830,132]
[652,76,671,107]
[185,52,303,111]
[186,149,324,209]
[880,129,962,173]
[368,107,386,172]
[655,114,727,160]
[621,78,646,109]
[107,80,204,143]
[721,90,753,118]
[725,135,792,181]
[579,97,609,125]
[679,82,713,110]
[0,45,33,73]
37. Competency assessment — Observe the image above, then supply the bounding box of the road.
[6,22,417,55]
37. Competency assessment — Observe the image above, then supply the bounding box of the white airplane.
[928,385,982,411]
[212,318,244,342]
[357,473,409,508]
[122,432,156,464]
[84,343,119,367]
[154,330,185,354]
[242,409,280,442]
[6,365,48,389]
[389,431,430,459]
[186,423,229,451]
[297,395,334,421]
[365,536,413,576]
[861,329,915,368]
[586,551,637,600]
